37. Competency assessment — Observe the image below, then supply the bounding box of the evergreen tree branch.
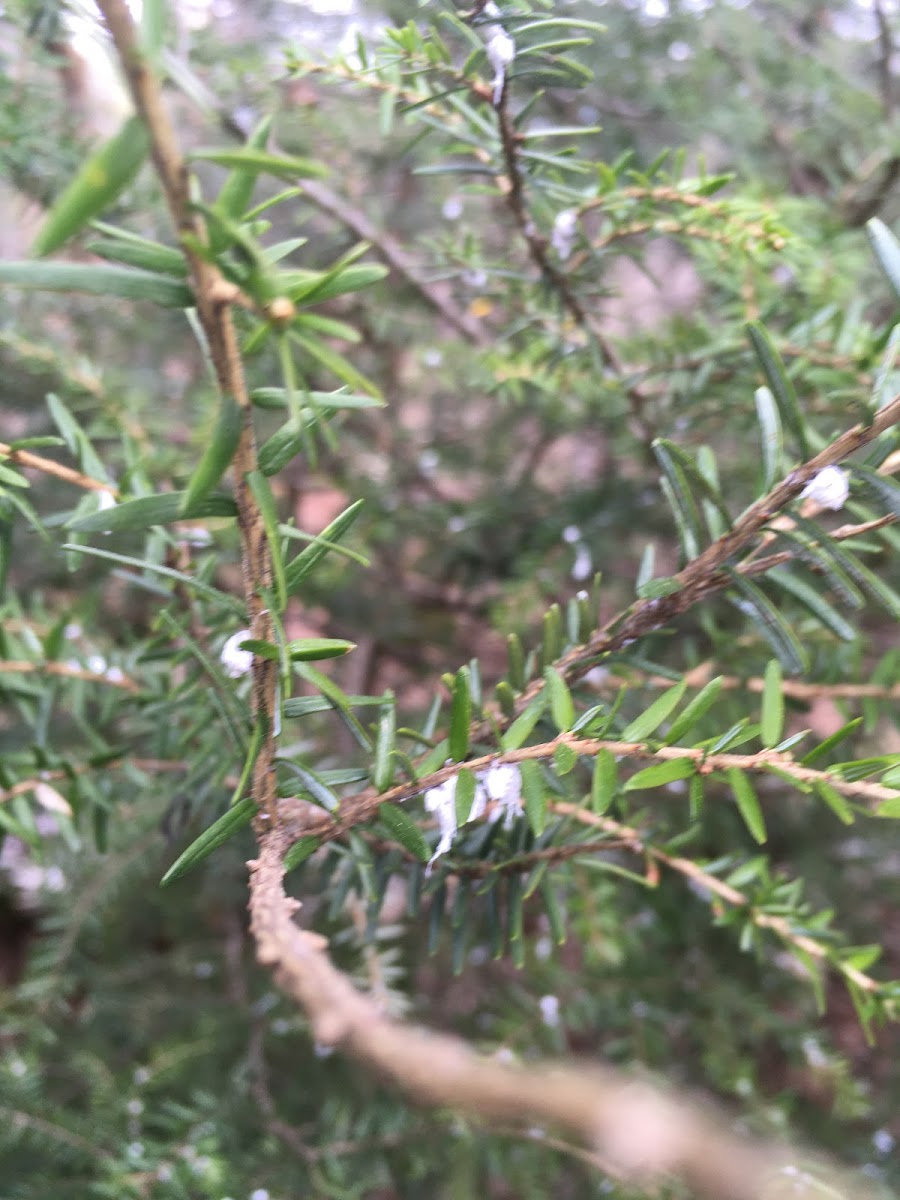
[593,662,900,704]
[157,51,491,348]
[276,728,897,854]
[85,12,898,1194]
[247,823,877,1200]
[473,393,900,740]
[270,401,898,849]
[491,70,658,445]
[95,0,279,824]
[552,802,884,998]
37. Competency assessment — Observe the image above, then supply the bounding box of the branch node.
[267,296,297,326]
[208,278,242,307]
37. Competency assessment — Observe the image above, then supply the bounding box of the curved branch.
[247,823,875,1200]
[96,0,279,823]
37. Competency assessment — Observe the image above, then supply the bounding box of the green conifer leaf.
[553,742,579,776]
[455,767,476,825]
[727,571,808,674]
[801,718,863,765]
[85,235,187,276]
[284,499,365,591]
[591,748,617,813]
[495,680,516,717]
[449,667,471,762]
[287,638,355,661]
[251,388,383,411]
[32,116,151,257]
[0,261,192,307]
[284,260,388,306]
[61,542,245,615]
[866,217,900,300]
[506,633,526,689]
[246,469,287,611]
[518,759,546,836]
[746,321,809,457]
[625,757,696,790]
[689,773,704,819]
[379,802,429,861]
[769,568,856,642]
[662,677,723,745]
[139,0,167,56]
[654,443,702,558]
[621,680,687,742]
[815,782,854,825]
[373,691,396,792]
[501,695,546,751]
[182,393,243,513]
[727,768,767,843]
[258,421,306,476]
[541,604,562,665]
[284,835,321,872]
[292,332,382,397]
[507,873,525,943]
[847,464,900,518]
[213,115,274,225]
[160,797,256,886]
[754,386,783,491]
[761,659,784,749]
[545,666,575,732]
[191,146,328,180]
[68,490,237,532]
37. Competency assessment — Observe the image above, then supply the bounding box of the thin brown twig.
[96,0,279,827]
[0,756,222,809]
[494,1123,623,1180]
[551,802,881,996]
[0,1106,112,1162]
[632,340,870,388]
[0,329,105,398]
[282,729,897,855]
[0,440,115,494]
[0,658,139,691]
[299,179,491,346]
[612,665,898,704]
[591,661,900,704]
[361,830,633,877]
[599,186,780,241]
[493,101,658,445]
[588,218,773,253]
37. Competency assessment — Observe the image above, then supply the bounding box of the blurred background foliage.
[0,0,899,1196]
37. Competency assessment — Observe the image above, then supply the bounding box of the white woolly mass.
[424,760,524,870]
[539,994,560,1027]
[219,629,253,678]
[486,30,515,105]
[424,777,459,867]
[551,209,578,260]
[482,761,523,827]
[800,465,849,510]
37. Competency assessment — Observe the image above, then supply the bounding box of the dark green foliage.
[1,1,899,1197]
